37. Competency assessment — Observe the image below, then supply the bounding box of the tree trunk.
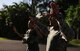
[32,0,36,15]
[79,0,80,4]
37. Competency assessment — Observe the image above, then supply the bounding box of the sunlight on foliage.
[0,37,8,40]
[69,39,80,46]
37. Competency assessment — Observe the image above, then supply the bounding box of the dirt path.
[0,40,80,51]
[0,40,26,51]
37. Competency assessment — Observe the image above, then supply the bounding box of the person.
[26,16,50,51]
[36,2,50,44]
[23,16,39,51]
[48,1,75,41]
[46,1,71,51]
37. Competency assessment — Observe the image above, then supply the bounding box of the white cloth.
[46,26,59,51]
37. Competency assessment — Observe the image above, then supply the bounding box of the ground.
[0,40,80,51]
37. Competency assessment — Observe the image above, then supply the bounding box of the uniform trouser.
[27,42,39,51]
[46,32,67,51]
[49,38,67,51]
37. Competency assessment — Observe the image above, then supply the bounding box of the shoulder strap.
[55,19,61,32]
[55,19,67,41]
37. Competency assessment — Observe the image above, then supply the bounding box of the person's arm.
[34,25,43,38]
[12,26,23,38]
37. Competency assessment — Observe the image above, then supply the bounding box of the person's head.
[48,1,56,7]
[49,1,59,16]
[36,2,50,18]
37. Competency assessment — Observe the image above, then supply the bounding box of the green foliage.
[0,2,30,39]
[65,4,80,39]
[0,37,8,40]
[69,39,80,46]
[65,5,74,26]
[65,5,80,25]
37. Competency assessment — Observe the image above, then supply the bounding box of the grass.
[0,37,9,40]
[69,39,80,46]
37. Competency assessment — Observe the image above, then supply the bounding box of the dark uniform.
[46,1,68,51]
[26,29,39,51]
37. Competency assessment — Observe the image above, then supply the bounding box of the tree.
[0,2,31,39]
[65,4,80,39]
